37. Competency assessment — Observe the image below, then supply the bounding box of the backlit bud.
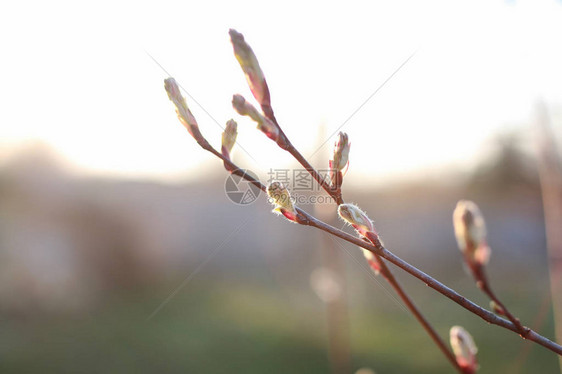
[361,248,381,275]
[329,132,350,189]
[338,204,375,236]
[450,326,478,373]
[331,132,350,171]
[229,29,270,108]
[164,78,203,141]
[232,94,260,121]
[232,94,279,141]
[221,119,238,158]
[267,181,298,222]
[453,200,491,266]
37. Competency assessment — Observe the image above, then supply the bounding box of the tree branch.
[195,138,562,356]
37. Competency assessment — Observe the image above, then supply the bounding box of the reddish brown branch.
[264,105,456,367]
[286,142,344,205]
[363,232,462,372]
[197,139,562,356]
[478,272,529,337]
[262,106,344,205]
[167,29,562,366]
[466,251,529,337]
[303,213,562,355]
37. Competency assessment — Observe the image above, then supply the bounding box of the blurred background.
[2,0,562,373]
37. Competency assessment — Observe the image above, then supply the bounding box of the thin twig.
[468,258,529,336]
[302,213,562,355]
[264,105,456,368]
[262,106,343,205]
[195,139,562,356]
[480,277,529,337]
[286,141,344,205]
[363,232,461,371]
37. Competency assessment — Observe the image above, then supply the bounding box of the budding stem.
[363,231,463,372]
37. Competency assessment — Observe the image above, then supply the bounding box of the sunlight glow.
[1,0,561,185]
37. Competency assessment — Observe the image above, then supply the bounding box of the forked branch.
[162,29,562,373]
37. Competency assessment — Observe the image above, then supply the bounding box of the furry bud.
[232,94,279,142]
[453,200,491,266]
[221,119,238,158]
[267,181,298,222]
[338,204,375,236]
[164,78,204,142]
[331,132,350,171]
[229,29,270,108]
[450,326,478,373]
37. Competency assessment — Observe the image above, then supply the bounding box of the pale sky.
[1,0,562,185]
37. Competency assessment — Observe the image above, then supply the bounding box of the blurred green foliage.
[1,270,558,373]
